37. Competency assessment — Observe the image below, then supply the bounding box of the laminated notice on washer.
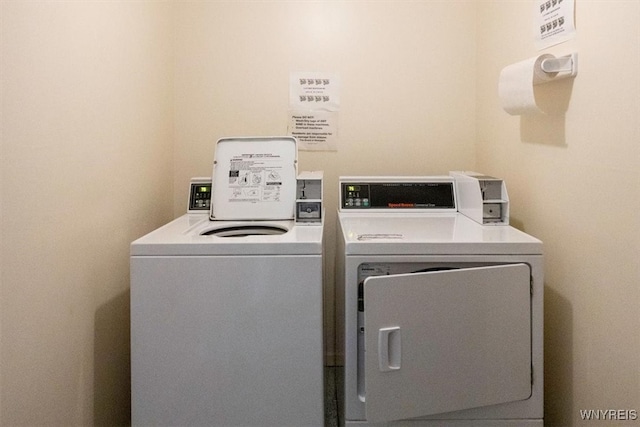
[227,154,285,203]
[211,137,297,220]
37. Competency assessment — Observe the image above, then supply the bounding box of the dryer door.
[363,263,531,423]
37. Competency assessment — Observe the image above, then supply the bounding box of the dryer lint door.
[362,264,532,423]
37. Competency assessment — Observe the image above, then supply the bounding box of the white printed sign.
[288,72,340,151]
[535,0,575,49]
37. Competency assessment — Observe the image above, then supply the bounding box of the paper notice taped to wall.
[288,72,340,151]
[534,0,575,50]
[288,110,338,152]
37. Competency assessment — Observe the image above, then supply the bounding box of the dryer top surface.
[338,212,542,256]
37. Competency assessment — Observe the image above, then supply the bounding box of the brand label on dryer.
[356,233,404,241]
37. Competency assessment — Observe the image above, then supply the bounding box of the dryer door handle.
[378,326,401,372]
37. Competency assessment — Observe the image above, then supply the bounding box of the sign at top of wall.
[534,0,576,50]
[288,72,339,152]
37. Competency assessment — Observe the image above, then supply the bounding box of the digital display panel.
[189,183,212,210]
[341,182,455,210]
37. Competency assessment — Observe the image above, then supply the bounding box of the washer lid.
[211,136,297,220]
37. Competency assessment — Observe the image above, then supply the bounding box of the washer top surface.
[338,211,542,256]
[131,214,323,256]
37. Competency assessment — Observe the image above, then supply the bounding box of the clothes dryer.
[335,176,543,426]
[130,137,324,426]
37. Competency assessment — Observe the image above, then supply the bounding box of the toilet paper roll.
[499,54,556,115]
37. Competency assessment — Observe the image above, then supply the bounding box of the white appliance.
[336,176,544,426]
[130,137,325,426]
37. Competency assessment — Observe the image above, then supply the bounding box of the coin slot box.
[450,171,510,225]
[296,171,323,225]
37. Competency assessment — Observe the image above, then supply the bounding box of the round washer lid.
[210,136,298,220]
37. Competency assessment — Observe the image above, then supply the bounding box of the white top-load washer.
[130,137,325,426]
[335,175,544,426]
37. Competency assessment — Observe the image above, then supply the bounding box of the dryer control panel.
[339,177,456,211]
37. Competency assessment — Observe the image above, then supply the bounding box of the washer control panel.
[188,178,212,213]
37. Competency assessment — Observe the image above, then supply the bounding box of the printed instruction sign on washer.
[288,72,339,151]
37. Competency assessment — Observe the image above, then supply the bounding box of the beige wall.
[173,0,478,365]
[1,1,638,426]
[1,1,174,425]
[476,1,640,426]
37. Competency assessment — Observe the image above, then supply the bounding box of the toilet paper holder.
[540,52,578,79]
